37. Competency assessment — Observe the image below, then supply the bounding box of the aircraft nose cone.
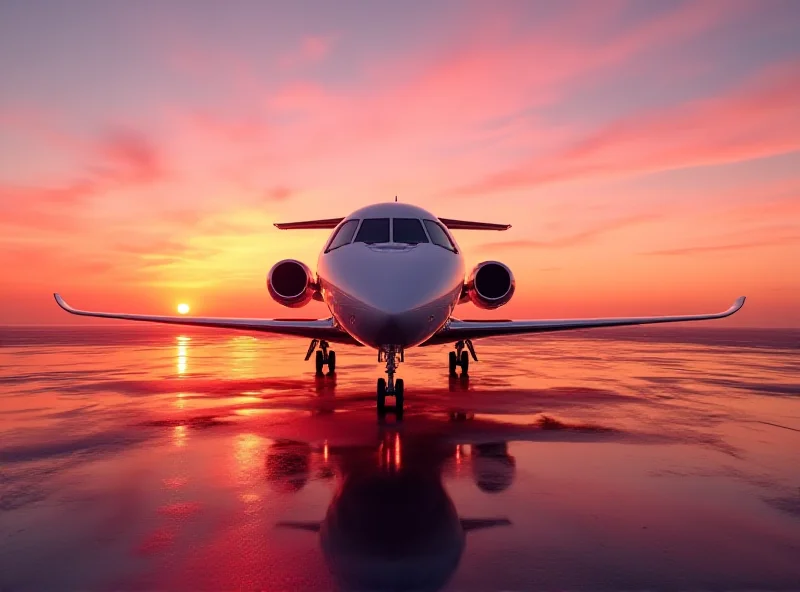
[373,313,409,345]
[323,244,465,348]
[356,248,459,312]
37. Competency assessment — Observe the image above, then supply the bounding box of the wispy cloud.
[479,213,658,250]
[94,129,167,185]
[264,186,293,202]
[0,127,168,214]
[645,236,800,256]
[278,34,338,69]
[455,61,800,195]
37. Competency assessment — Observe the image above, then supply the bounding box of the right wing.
[424,297,746,345]
[54,294,359,344]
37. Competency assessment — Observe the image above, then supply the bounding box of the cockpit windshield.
[423,220,457,252]
[392,218,429,244]
[354,218,390,244]
[325,219,359,252]
[325,216,456,251]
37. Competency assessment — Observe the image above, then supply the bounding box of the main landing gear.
[306,339,336,375]
[377,346,404,419]
[449,339,477,376]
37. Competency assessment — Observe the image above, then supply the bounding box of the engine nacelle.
[267,259,317,308]
[463,261,515,309]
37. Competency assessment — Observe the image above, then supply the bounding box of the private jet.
[54,202,746,416]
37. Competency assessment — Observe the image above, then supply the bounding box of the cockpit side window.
[325,219,359,252]
[423,220,457,252]
[392,218,429,244]
[354,218,390,244]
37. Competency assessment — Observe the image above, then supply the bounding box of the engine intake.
[464,261,515,309]
[267,259,317,308]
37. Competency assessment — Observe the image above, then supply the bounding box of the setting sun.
[177,303,190,315]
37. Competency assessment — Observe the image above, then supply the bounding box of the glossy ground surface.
[1,326,799,590]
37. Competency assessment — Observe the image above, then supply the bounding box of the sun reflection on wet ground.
[0,325,798,590]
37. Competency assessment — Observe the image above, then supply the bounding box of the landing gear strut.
[449,339,477,376]
[306,339,336,375]
[377,346,404,418]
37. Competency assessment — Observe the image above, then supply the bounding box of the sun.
[177,303,190,315]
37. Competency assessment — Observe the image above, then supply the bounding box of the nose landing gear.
[449,339,477,376]
[306,339,336,375]
[377,346,404,418]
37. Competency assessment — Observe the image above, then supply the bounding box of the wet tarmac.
[1,326,798,590]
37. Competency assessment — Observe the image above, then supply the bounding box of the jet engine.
[267,259,317,308]
[463,261,515,309]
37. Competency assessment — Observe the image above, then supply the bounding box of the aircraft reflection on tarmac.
[267,431,514,591]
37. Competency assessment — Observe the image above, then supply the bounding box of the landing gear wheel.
[315,350,325,374]
[327,350,336,374]
[460,351,469,375]
[377,378,387,416]
[395,379,404,418]
[449,351,458,375]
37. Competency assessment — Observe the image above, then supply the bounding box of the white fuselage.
[316,203,465,349]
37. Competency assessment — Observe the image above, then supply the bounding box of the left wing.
[53,294,359,344]
[424,297,745,345]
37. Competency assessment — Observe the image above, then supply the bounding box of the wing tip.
[53,293,67,309]
[54,293,79,315]
[732,296,746,312]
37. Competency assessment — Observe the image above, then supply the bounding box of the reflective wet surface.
[1,326,799,590]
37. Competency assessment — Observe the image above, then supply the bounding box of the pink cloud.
[264,186,293,201]
[278,34,337,69]
[645,235,800,256]
[0,128,169,234]
[478,213,659,251]
[455,60,800,195]
[94,129,167,185]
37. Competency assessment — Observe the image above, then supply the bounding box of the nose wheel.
[377,377,404,417]
[450,340,476,376]
[377,346,404,418]
[306,339,336,375]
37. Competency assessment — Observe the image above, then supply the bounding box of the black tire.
[460,351,469,375]
[377,378,387,415]
[395,379,404,418]
[449,351,458,375]
[327,350,336,374]
[315,350,324,374]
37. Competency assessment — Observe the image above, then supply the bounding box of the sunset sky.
[1,0,798,327]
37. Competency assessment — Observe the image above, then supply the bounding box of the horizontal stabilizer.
[274,217,510,231]
[274,218,344,230]
[276,521,321,532]
[440,218,511,231]
[461,518,512,532]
